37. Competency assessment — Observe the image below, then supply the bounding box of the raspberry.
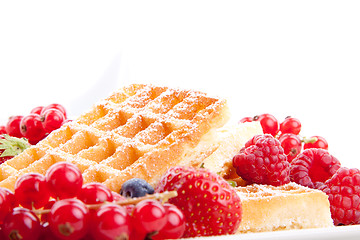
[321,167,360,225]
[290,148,341,188]
[155,166,242,238]
[232,134,290,186]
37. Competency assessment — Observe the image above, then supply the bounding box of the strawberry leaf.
[0,134,30,158]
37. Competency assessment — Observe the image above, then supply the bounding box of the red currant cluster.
[240,113,328,162]
[0,104,70,145]
[0,162,185,240]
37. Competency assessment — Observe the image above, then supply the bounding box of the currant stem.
[32,190,178,215]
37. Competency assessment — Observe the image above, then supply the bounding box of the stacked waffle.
[236,182,333,233]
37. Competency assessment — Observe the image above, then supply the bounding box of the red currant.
[45,162,83,199]
[39,222,60,240]
[152,203,186,239]
[41,104,67,119]
[132,199,167,234]
[91,203,131,240]
[280,117,302,135]
[61,119,73,126]
[0,125,6,135]
[2,207,41,240]
[278,133,302,162]
[125,204,146,240]
[1,188,17,208]
[304,136,328,150]
[14,173,51,209]
[239,117,253,123]
[40,199,56,223]
[5,116,23,138]
[20,114,46,144]
[41,109,65,134]
[129,229,147,240]
[30,106,44,115]
[78,182,114,204]
[0,188,13,224]
[111,191,126,202]
[254,113,279,136]
[48,198,89,240]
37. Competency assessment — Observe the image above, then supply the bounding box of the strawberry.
[155,166,242,238]
[0,134,30,164]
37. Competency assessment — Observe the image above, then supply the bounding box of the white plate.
[188,225,360,240]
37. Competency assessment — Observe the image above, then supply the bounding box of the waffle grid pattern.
[0,84,228,191]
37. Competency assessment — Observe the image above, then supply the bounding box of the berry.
[2,207,41,240]
[120,178,154,198]
[40,199,56,223]
[39,222,60,240]
[91,203,131,240]
[126,204,147,240]
[152,203,186,240]
[111,191,126,202]
[239,117,253,123]
[0,188,13,224]
[14,172,51,209]
[0,134,30,164]
[41,109,65,134]
[304,135,328,150]
[78,182,113,204]
[132,199,167,235]
[5,116,23,138]
[41,104,67,119]
[232,134,290,186]
[61,119,72,126]
[0,125,6,135]
[45,162,83,199]
[129,228,147,240]
[0,187,17,208]
[20,114,46,144]
[280,117,302,135]
[30,106,44,115]
[48,198,89,240]
[155,166,242,238]
[278,133,302,162]
[321,167,360,225]
[254,113,279,136]
[290,148,341,188]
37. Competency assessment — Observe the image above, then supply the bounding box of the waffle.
[236,182,334,233]
[199,121,262,177]
[0,84,237,192]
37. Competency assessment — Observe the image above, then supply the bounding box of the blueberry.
[120,178,154,198]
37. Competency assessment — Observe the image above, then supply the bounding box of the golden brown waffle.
[236,182,334,233]
[0,84,230,192]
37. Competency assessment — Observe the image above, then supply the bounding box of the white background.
[0,1,359,169]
